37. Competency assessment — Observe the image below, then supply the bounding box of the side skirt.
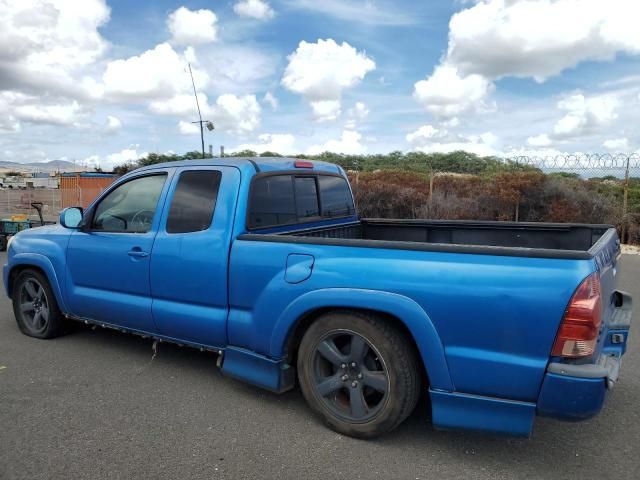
[429,388,536,437]
[64,314,224,354]
[64,315,296,394]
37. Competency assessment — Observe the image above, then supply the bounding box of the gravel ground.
[1,252,639,480]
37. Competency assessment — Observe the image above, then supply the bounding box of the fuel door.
[285,254,315,284]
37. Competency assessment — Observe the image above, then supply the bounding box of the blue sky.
[1,0,639,169]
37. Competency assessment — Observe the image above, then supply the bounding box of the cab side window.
[166,170,222,234]
[92,174,166,233]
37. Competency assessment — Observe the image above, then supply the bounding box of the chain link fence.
[0,189,62,222]
[511,154,640,242]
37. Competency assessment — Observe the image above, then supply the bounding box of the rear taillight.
[552,272,602,358]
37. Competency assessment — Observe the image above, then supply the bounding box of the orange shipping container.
[60,174,117,209]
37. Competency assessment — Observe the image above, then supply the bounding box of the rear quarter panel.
[228,239,595,402]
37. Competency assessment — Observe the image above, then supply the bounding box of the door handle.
[128,248,149,258]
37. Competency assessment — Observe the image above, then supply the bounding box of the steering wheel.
[130,210,155,232]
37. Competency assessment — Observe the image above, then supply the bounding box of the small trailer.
[0,202,55,251]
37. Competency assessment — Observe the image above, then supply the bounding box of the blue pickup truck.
[3,158,632,438]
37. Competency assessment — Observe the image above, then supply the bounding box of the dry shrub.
[349,170,624,228]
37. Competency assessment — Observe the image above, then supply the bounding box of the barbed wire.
[343,153,640,174]
[507,153,640,170]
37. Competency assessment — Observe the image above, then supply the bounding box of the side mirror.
[59,207,84,229]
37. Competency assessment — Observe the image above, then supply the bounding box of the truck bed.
[241,219,618,260]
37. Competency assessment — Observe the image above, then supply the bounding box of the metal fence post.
[429,164,434,211]
[622,155,631,244]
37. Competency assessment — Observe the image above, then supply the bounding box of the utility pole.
[188,63,214,158]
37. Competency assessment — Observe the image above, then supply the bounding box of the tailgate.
[592,228,631,373]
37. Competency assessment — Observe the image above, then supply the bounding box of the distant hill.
[0,159,79,172]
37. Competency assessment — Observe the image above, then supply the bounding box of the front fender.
[269,288,454,391]
[6,253,69,313]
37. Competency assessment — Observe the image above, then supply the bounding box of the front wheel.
[297,310,421,438]
[12,269,65,339]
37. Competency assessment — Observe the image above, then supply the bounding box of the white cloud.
[504,146,566,159]
[345,102,369,129]
[262,91,278,110]
[441,117,460,128]
[406,124,499,157]
[83,145,147,170]
[603,137,629,151]
[103,43,208,101]
[234,133,296,154]
[0,117,20,133]
[282,0,416,26]
[177,121,199,135]
[13,101,83,126]
[306,130,367,155]
[527,134,552,147]
[413,0,640,125]
[0,0,110,98]
[0,92,22,131]
[196,45,279,94]
[212,94,261,134]
[154,93,261,134]
[282,39,375,121]
[413,65,493,118]
[152,92,261,134]
[405,125,445,144]
[106,146,145,167]
[413,138,498,157]
[447,0,640,81]
[167,7,218,46]
[149,93,205,117]
[310,100,341,122]
[105,115,122,133]
[553,93,619,139]
[233,0,275,20]
[0,91,88,128]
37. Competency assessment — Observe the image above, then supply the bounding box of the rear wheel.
[297,310,421,438]
[12,269,65,339]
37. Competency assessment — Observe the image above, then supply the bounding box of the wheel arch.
[7,254,68,313]
[270,288,454,392]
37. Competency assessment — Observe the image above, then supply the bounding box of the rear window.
[295,177,320,219]
[248,174,354,229]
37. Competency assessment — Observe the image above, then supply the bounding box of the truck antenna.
[188,63,214,159]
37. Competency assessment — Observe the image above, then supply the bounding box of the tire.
[297,310,421,438]
[0,235,7,251]
[12,269,66,339]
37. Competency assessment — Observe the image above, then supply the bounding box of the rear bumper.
[537,355,619,420]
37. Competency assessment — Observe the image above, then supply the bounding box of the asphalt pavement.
[1,252,639,480]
